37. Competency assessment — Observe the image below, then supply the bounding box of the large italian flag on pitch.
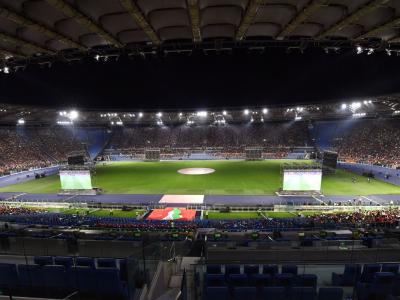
[147,208,196,221]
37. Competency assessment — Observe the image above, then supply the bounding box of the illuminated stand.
[277,162,323,196]
[145,149,160,162]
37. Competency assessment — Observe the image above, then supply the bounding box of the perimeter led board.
[283,170,322,191]
[60,170,92,190]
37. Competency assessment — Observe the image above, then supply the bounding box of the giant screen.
[60,170,92,190]
[283,170,322,191]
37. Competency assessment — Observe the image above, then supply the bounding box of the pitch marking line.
[312,195,328,205]
[361,196,380,206]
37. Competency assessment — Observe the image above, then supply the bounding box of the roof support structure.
[0,6,86,50]
[276,0,329,39]
[356,16,400,41]
[0,31,53,54]
[0,48,25,59]
[187,0,201,42]
[317,0,391,39]
[46,0,123,47]
[119,0,161,45]
[235,0,265,41]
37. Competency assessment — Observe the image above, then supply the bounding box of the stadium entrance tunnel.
[177,168,215,175]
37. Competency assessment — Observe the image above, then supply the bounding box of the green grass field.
[0,160,399,195]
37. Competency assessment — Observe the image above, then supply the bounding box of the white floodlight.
[196,111,207,117]
[262,108,268,114]
[244,109,249,115]
[17,118,25,125]
[3,67,9,74]
[95,55,100,61]
[295,116,302,121]
[356,46,363,54]
[138,112,143,117]
[68,110,79,120]
[222,110,227,116]
[367,48,374,55]
[341,103,347,110]
[157,112,162,117]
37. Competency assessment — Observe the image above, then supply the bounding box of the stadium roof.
[1,0,400,65]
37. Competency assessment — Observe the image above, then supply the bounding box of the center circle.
[177,168,215,175]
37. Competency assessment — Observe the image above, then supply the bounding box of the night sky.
[0,48,399,110]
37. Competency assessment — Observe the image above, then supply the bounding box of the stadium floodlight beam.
[157,112,162,117]
[222,110,227,116]
[17,118,25,125]
[262,108,268,114]
[341,103,347,110]
[138,112,143,117]
[244,109,249,115]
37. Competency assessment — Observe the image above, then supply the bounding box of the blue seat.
[361,264,381,283]
[233,286,257,300]
[205,286,230,300]
[318,287,343,300]
[260,286,286,300]
[244,265,259,275]
[229,274,248,287]
[0,263,18,294]
[97,258,117,268]
[69,266,96,294]
[382,264,399,274]
[225,264,240,276]
[248,274,272,287]
[332,264,362,286]
[282,265,298,275]
[96,268,127,299]
[54,256,74,268]
[295,274,317,289]
[205,274,226,287]
[207,264,222,274]
[33,256,53,266]
[18,264,44,295]
[357,272,395,300]
[119,259,127,281]
[75,257,95,268]
[275,273,294,287]
[290,287,316,300]
[263,265,279,276]
[42,265,69,296]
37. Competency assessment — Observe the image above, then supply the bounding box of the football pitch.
[0,160,399,196]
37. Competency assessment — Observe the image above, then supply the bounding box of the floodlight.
[196,111,207,117]
[356,46,363,54]
[69,110,79,120]
[17,118,25,125]
[295,116,302,121]
[341,103,347,109]
[138,112,143,117]
[222,110,227,116]
[157,112,162,117]
[262,108,268,114]
[244,109,249,115]
[3,67,9,74]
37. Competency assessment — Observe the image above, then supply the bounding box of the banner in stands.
[59,170,92,190]
[147,208,196,221]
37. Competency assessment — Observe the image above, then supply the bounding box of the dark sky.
[0,48,399,110]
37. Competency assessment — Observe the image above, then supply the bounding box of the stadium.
[0,1,400,300]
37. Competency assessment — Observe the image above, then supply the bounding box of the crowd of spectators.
[334,119,400,168]
[0,207,398,231]
[0,127,84,175]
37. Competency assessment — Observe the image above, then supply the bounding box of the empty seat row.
[205,273,317,289]
[207,264,298,276]
[0,263,129,299]
[204,286,343,300]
